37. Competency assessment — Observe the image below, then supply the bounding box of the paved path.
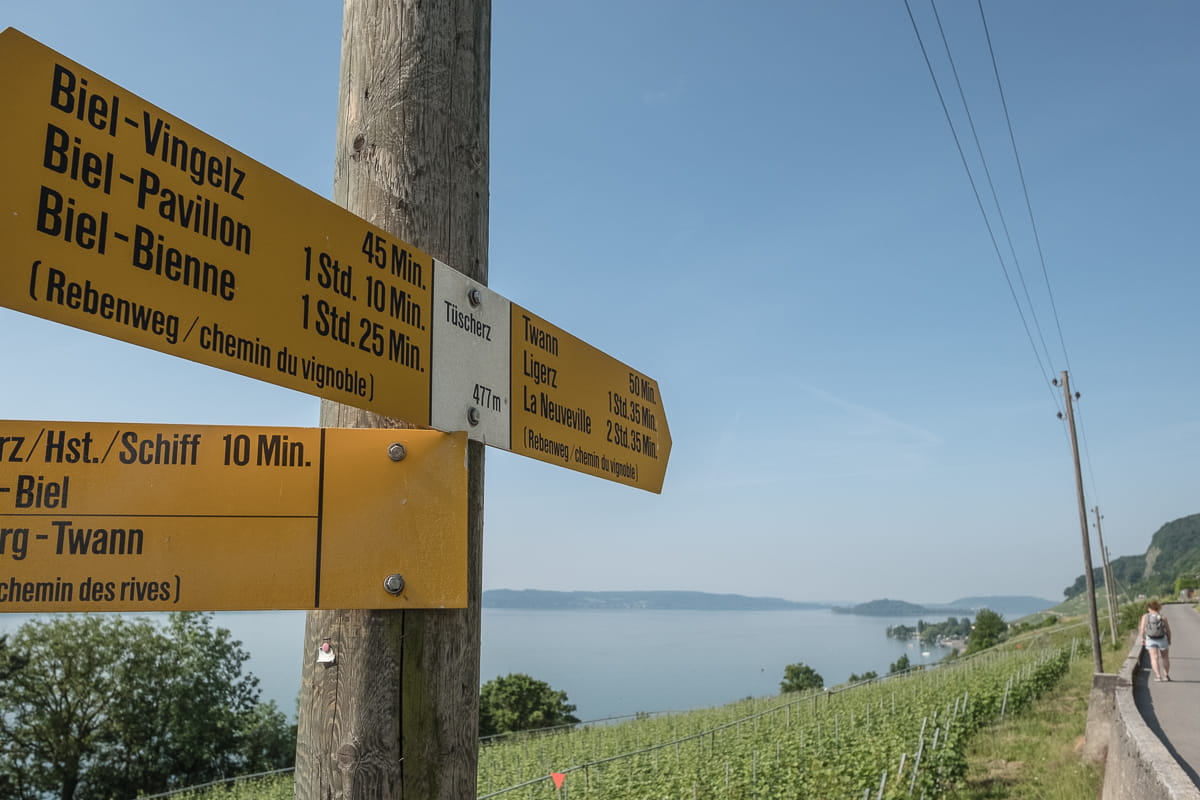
[1135,602,1200,786]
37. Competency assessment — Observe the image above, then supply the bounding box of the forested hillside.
[1064,513,1200,599]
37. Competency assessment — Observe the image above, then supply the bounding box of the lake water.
[0,608,955,721]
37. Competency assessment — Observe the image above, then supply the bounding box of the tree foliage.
[479,673,580,736]
[888,654,911,675]
[0,613,294,800]
[966,608,1007,654]
[1118,600,1144,633]
[886,617,972,646]
[779,662,823,693]
[0,635,30,798]
[1009,614,1059,636]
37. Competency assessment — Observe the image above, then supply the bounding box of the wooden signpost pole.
[294,1,490,797]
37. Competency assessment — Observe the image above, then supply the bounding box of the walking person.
[1140,600,1172,681]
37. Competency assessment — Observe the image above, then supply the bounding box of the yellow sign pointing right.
[510,305,671,493]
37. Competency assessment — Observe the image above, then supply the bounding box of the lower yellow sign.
[0,421,467,611]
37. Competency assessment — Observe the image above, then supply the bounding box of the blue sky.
[2,1,1197,604]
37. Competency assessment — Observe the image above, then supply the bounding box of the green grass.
[945,608,1135,800]
[946,645,1113,799]
[1048,588,1126,631]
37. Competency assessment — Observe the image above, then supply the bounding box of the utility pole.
[1059,371,1103,673]
[1093,506,1119,645]
[295,2,490,798]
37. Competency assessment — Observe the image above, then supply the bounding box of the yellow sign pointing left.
[0,421,467,612]
[0,27,435,423]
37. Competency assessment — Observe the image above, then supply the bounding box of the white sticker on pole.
[430,260,511,447]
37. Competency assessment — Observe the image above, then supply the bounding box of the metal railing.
[135,767,295,800]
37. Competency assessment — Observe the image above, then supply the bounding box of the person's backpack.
[1146,613,1166,639]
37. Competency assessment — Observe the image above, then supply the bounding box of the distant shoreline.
[482,589,830,611]
[483,590,1055,617]
[831,599,973,617]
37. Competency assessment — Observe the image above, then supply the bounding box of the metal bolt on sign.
[387,443,407,462]
[383,574,405,595]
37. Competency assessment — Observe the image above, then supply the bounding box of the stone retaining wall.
[1096,636,1200,799]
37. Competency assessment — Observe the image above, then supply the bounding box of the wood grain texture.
[295,1,489,797]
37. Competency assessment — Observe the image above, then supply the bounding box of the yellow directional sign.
[510,305,672,493]
[0,28,433,423]
[0,28,673,492]
[0,420,467,612]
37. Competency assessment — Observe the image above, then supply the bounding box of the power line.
[902,0,1065,421]
[928,0,1060,384]
[976,0,1074,376]
[974,0,1102,501]
[907,0,1109,514]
